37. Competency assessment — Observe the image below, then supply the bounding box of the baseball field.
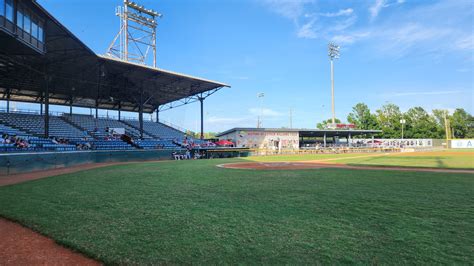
[0,149,473,264]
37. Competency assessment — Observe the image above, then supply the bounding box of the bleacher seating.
[123,120,184,139]
[64,114,152,139]
[0,111,191,152]
[74,139,134,151]
[135,139,179,150]
[0,112,91,140]
[0,121,77,152]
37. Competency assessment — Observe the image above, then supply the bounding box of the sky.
[7,0,474,132]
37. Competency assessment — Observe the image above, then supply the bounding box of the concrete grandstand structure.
[0,0,229,156]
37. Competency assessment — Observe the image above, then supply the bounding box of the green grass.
[246,150,474,169]
[245,152,374,162]
[0,159,473,264]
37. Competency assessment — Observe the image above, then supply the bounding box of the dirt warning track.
[218,162,474,174]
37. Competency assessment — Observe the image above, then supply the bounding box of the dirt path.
[0,218,100,265]
[218,161,474,174]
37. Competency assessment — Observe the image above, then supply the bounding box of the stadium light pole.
[257,92,264,128]
[328,42,340,125]
[400,119,406,139]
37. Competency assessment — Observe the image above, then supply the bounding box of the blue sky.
[9,0,474,132]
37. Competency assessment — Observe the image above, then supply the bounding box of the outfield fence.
[247,147,402,157]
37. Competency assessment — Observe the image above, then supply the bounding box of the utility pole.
[328,43,340,126]
[400,119,406,139]
[257,92,264,128]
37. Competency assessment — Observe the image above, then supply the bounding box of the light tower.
[257,92,265,128]
[106,0,162,67]
[328,42,340,126]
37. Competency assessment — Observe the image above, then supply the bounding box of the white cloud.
[327,15,358,32]
[321,8,354,17]
[297,18,318,39]
[331,32,371,44]
[369,0,385,20]
[369,0,405,21]
[454,36,474,51]
[261,0,313,20]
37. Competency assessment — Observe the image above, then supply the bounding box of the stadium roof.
[216,128,382,138]
[0,0,229,113]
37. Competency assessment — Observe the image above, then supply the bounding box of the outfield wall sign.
[451,139,474,149]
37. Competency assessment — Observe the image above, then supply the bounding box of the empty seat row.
[63,114,152,139]
[123,120,185,140]
[0,112,91,140]
[135,139,180,150]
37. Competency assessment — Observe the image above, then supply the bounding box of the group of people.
[1,134,29,148]
[76,142,92,150]
[51,137,70,145]
[172,148,206,160]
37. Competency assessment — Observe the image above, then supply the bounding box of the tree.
[404,107,439,138]
[451,108,474,138]
[432,109,449,138]
[317,118,341,129]
[375,103,402,138]
[347,103,379,130]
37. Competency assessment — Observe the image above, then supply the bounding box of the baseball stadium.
[0,0,473,265]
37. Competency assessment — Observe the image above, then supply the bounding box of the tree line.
[317,103,474,139]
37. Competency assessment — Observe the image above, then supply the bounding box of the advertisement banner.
[451,139,474,149]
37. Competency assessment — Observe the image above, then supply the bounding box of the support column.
[372,135,375,148]
[44,75,50,138]
[155,106,159,123]
[6,89,10,113]
[40,92,43,115]
[69,98,73,115]
[118,102,122,121]
[139,89,144,140]
[348,133,352,147]
[95,102,98,118]
[323,133,327,147]
[199,96,204,140]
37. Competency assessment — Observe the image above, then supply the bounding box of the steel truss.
[106,1,162,67]
[158,87,224,112]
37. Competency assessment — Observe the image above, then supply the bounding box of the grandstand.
[122,119,184,139]
[0,0,229,155]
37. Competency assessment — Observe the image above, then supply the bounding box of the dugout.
[216,128,382,149]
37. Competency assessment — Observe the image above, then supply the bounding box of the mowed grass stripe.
[0,159,473,264]
[246,150,474,169]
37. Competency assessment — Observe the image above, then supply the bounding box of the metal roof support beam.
[6,89,10,113]
[139,87,144,140]
[158,86,224,112]
[199,94,204,140]
[155,105,159,123]
[118,101,122,121]
[43,74,50,138]
[323,133,327,148]
[69,96,73,115]
[40,92,43,115]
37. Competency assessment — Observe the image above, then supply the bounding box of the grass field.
[1,155,473,264]
[246,150,474,169]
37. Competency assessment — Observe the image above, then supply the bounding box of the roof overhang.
[216,128,382,138]
[0,0,229,113]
